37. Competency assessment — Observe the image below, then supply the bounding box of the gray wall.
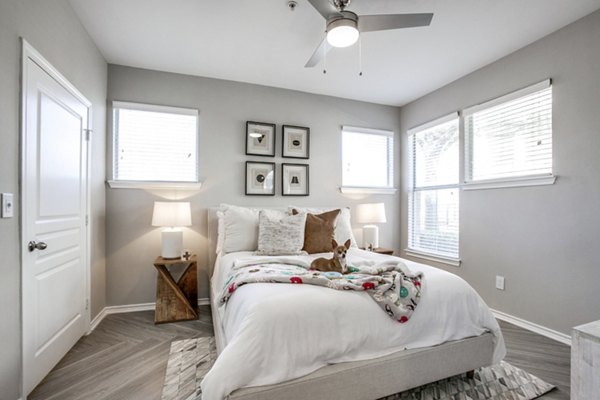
[0,1,107,398]
[400,9,600,336]
[106,65,401,306]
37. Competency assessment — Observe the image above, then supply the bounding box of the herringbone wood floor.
[29,307,213,400]
[501,320,570,399]
[29,307,570,399]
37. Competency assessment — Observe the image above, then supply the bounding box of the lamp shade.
[356,203,387,224]
[152,201,192,227]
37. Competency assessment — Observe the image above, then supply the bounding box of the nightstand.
[153,255,198,324]
[361,247,394,256]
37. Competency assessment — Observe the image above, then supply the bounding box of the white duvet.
[201,249,506,400]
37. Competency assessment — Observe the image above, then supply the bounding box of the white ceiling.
[69,0,600,106]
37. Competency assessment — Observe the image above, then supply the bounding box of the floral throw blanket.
[219,260,424,323]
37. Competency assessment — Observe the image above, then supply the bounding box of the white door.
[21,42,90,395]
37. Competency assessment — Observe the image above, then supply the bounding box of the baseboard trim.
[198,298,210,306]
[105,302,156,314]
[88,298,210,333]
[89,307,108,332]
[491,308,571,346]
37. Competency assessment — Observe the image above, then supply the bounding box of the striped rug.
[161,337,555,400]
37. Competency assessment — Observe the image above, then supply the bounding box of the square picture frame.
[246,121,276,157]
[245,161,275,196]
[282,163,309,196]
[282,125,310,159]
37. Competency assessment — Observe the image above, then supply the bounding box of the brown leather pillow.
[292,209,340,254]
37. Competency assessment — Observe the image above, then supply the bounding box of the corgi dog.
[310,239,352,274]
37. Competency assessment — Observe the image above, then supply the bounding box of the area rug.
[161,337,555,400]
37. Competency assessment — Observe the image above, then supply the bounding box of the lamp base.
[161,229,183,259]
[363,225,379,249]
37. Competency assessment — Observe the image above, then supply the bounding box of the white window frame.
[107,101,202,189]
[463,79,555,191]
[406,113,461,266]
[340,126,397,194]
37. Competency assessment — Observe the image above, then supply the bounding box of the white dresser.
[572,320,600,399]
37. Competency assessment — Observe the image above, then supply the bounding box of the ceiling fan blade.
[358,13,434,32]
[306,0,339,19]
[304,38,332,68]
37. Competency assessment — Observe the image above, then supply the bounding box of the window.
[112,101,199,185]
[408,114,459,262]
[405,80,554,263]
[342,126,394,191]
[465,80,552,184]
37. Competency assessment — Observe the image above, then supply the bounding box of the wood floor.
[29,307,213,400]
[29,307,571,399]
[500,320,570,400]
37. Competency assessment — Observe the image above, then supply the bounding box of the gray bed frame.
[207,208,495,400]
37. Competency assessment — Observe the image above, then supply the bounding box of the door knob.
[28,241,47,252]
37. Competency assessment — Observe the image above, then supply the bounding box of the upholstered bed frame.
[207,208,495,400]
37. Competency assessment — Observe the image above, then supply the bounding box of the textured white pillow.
[287,206,358,248]
[256,211,307,256]
[219,205,287,254]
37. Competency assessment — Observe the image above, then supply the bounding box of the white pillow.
[216,210,225,254]
[287,206,358,248]
[256,211,306,256]
[218,205,287,254]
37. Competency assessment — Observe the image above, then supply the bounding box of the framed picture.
[246,121,276,157]
[282,125,310,159]
[245,161,275,196]
[282,163,309,196]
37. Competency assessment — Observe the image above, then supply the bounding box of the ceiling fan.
[304,0,433,68]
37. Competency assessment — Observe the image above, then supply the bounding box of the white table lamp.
[356,203,386,249]
[152,201,192,259]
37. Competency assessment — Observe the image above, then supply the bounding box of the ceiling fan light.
[326,19,359,48]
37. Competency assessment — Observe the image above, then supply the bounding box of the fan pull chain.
[358,35,363,77]
[323,33,327,74]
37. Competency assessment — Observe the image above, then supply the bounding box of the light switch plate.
[1,193,14,218]
[495,275,505,291]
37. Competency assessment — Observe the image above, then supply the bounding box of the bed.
[202,206,505,400]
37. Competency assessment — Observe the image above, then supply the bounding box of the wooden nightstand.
[153,255,198,324]
[361,247,394,256]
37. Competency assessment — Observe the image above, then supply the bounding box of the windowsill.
[339,186,398,195]
[404,249,461,267]
[107,180,204,190]
[462,174,556,191]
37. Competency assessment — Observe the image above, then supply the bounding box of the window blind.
[408,188,459,258]
[465,80,552,182]
[113,102,199,182]
[408,114,459,259]
[342,127,394,188]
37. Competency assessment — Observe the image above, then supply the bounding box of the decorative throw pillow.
[255,211,306,256]
[293,209,340,254]
[219,204,287,253]
[288,206,357,248]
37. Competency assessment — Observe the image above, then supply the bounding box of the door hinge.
[85,215,89,226]
[86,299,89,310]
[83,129,92,141]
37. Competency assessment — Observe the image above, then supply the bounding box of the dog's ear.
[344,239,351,249]
[332,239,339,249]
